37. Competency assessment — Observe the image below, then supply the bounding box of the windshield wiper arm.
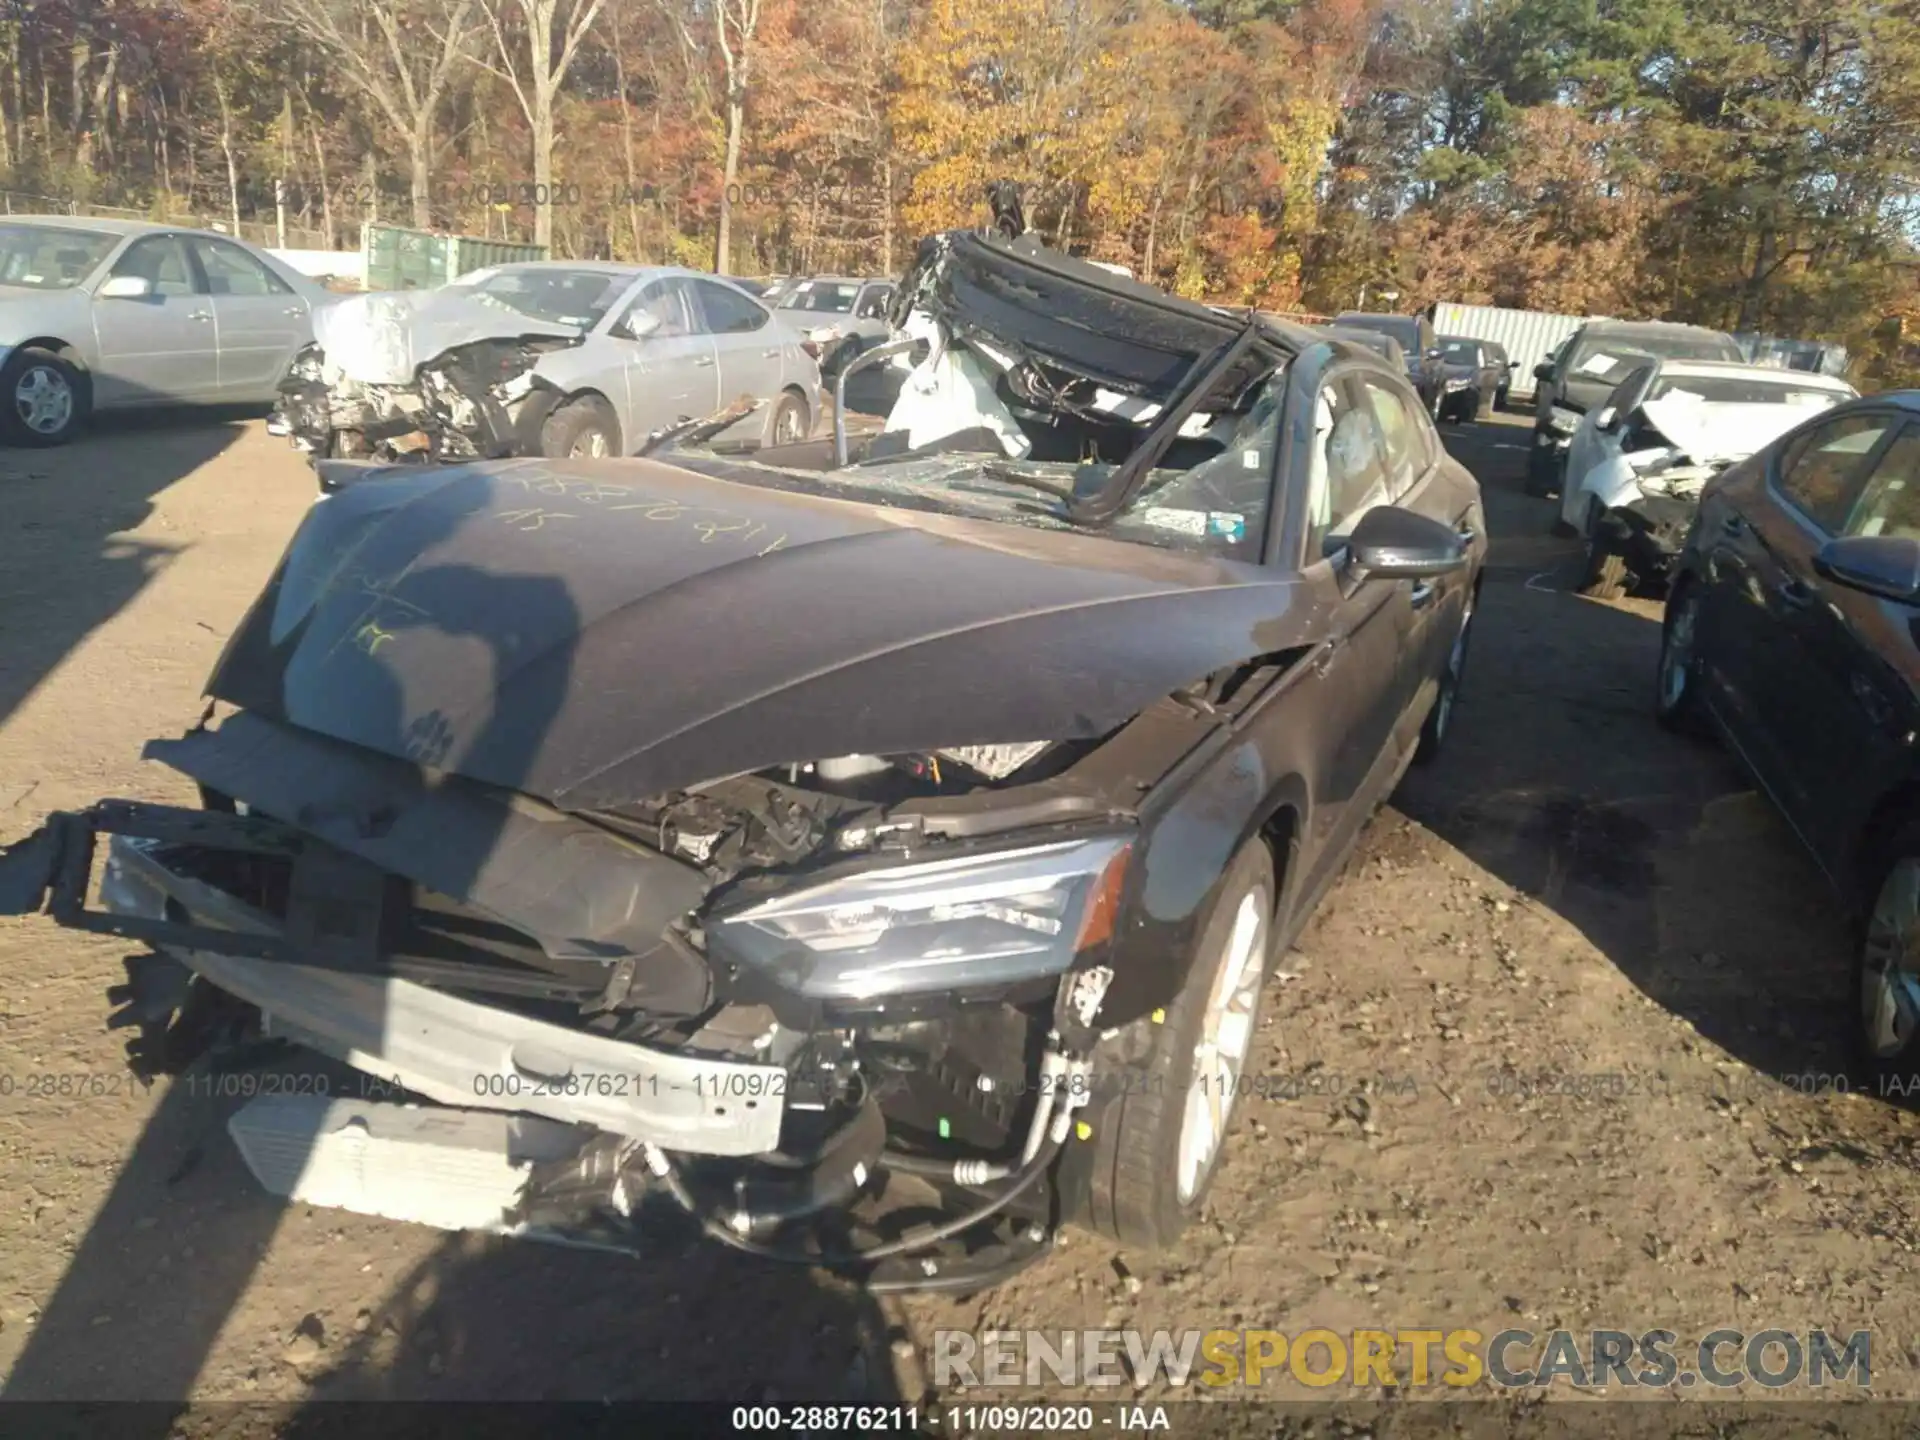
[976,463,1079,502]
[1066,315,1265,527]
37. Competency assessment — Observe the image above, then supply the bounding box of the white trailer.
[1429,303,1588,405]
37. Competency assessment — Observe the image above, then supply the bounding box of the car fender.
[1585,452,1648,516]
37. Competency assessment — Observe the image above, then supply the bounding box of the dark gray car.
[1332,311,1445,416]
[0,228,1485,1289]
[1525,318,1743,495]
[1434,336,1504,423]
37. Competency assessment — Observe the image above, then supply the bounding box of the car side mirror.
[616,309,662,340]
[1533,361,1555,382]
[1812,535,1920,603]
[1508,360,1520,369]
[1594,406,1619,432]
[98,274,153,299]
[1425,347,1443,360]
[1345,505,1471,579]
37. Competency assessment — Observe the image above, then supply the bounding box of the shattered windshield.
[443,267,630,331]
[780,281,860,315]
[1569,332,1738,383]
[0,224,119,289]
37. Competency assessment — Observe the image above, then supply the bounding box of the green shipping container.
[361,222,547,292]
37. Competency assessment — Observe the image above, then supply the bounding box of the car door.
[89,233,219,404]
[1760,422,1920,864]
[849,283,894,345]
[1699,408,1902,827]
[606,276,719,448]
[185,235,312,400]
[1355,370,1472,720]
[1290,367,1425,869]
[686,277,784,407]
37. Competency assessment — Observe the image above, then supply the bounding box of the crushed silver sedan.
[271,261,824,463]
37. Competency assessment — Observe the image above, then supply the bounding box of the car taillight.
[800,339,822,360]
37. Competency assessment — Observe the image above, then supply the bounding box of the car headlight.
[1547,407,1581,435]
[711,836,1131,1002]
[1445,376,1474,391]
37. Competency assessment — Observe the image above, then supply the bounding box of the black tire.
[1524,439,1560,498]
[1,345,86,446]
[539,394,620,458]
[1579,528,1632,600]
[1654,579,1710,736]
[767,389,809,447]
[1083,839,1277,1249]
[1854,823,1920,1103]
[1495,385,1510,413]
[1415,590,1474,765]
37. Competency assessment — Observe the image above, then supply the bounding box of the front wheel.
[540,394,620,458]
[1654,581,1709,736]
[1524,439,1560,498]
[2,346,86,446]
[1082,839,1277,1249]
[1415,592,1474,764]
[1856,831,1920,1101]
[767,390,808,447]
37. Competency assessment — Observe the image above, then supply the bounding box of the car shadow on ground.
[1396,415,1861,1092]
[0,405,260,736]
[0,456,916,1419]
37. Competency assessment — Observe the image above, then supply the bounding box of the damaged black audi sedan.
[0,229,1485,1289]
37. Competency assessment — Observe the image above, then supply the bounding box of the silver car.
[0,215,328,446]
[277,261,824,462]
[775,276,895,374]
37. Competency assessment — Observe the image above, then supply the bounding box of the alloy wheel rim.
[1864,858,1920,1059]
[1660,596,1696,710]
[776,405,803,445]
[14,365,73,434]
[570,430,610,459]
[1176,890,1268,1203]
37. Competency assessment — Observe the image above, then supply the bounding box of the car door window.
[1775,413,1900,533]
[855,285,892,320]
[110,235,199,296]
[691,279,769,334]
[1842,426,1920,540]
[1356,376,1426,499]
[1304,378,1393,556]
[621,279,695,337]
[188,237,291,296]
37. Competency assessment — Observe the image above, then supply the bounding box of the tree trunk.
[717,87,743,273]
[532,105,554,248]
[1144,188,1162,283]
[215,75,241,236]
[880,153,893,275]
[611,18,643,260]
[410,124,433,229]
[311,123,335,250]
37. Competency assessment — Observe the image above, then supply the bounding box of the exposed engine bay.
[271,310,584,464]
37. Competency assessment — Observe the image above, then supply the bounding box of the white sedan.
[1559,359,1857,598]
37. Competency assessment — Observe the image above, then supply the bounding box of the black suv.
[1332,311,1445,417]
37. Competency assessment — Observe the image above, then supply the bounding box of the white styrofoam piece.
[228,1093,585,1233]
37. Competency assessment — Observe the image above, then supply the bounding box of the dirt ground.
[3,404,1919,1421]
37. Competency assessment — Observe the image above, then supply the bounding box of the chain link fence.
[0,189,331,251]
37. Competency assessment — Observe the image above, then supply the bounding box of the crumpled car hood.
[1639,396,1834,465]
[202,457,1321,810]
[314,288,581,385]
